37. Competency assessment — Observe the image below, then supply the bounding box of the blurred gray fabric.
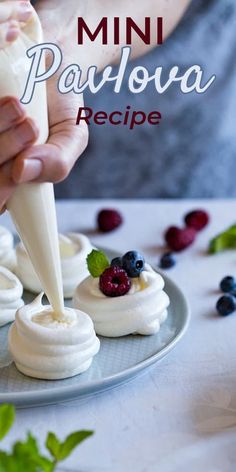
[54,0,236,199]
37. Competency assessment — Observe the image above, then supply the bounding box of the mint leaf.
[46,430,93,463]
[86,250,109,277]
[46,432,61,461]
[0,405,15,440]
[13,432,38,455]
[0,451,11,472]
[0,449,26,472]
[209,224,236,254]
[57,431,94,461]
[0,452,20,472]
[13,433,54,472]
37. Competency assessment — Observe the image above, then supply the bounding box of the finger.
[12,120,88,184]
[0,2,33,48]
[0,19,20,47]
[0,117,39,165]
[0,97,26,133]
[0,1,33,24]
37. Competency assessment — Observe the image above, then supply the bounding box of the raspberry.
[165,226,196,252]
[97,209,123,232]
[99,266,131,297]
[185,209,209,231]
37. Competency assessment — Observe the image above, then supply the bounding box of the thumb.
[11,120,88,184]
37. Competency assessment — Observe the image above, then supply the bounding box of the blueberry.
[122,251,145,278]
[159,252,176,269]
[216,295,236,316]
[111,257,123,268]
[220,276,236,293]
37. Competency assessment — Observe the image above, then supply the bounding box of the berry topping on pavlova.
[73,250,170,337]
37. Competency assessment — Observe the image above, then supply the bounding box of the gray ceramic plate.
[0,249,190,408]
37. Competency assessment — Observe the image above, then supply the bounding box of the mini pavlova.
[73,250,170,337]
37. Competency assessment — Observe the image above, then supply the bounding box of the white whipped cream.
[8,293,100,379]
[16,233,93,298]
[73,264,170,337]
[0,267,24,327]
[0,226,16,272]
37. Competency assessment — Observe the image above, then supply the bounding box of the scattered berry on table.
[159,252,176,269]
[165,226,196,252]
[99,266,131,297]
[185,209,209,231]
[111,257,123,268]
[122,251,145,277]
[97,209,123,232]
[220,276,236,293]
[216,294,236,316]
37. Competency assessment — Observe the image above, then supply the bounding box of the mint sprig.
[209,224,236,254]
[0,404,94,472]
[46,430,93,462]
[86,249,110,277]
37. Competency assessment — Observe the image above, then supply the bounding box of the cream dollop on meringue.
[0,266,24,327]
[16,233,93,298]
[73,264,170,337]
[0,226,16,272]
[8,293,100,379]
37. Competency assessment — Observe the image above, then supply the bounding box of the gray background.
[55,0,236,199]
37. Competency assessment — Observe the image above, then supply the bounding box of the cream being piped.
[0,5,64,318]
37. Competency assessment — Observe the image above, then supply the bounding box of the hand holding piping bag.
[0,1,37,210]
[0,0,88,212]
[0,1,70,318]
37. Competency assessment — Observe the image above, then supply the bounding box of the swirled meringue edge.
[73,264,170,337]
[0,266,24,327]
[8,293,100,379]
[0,226,16,272]
[15,233,93,298]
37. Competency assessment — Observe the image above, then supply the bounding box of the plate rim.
[0,251,190,407]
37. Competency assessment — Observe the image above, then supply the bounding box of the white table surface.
[1,199,236,472]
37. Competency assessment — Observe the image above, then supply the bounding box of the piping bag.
[0,7,64,318]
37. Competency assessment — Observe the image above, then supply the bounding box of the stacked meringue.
[16,233,93,298]
[9,293,100,379]
[73,263,170,337]
[0,266,24,327]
